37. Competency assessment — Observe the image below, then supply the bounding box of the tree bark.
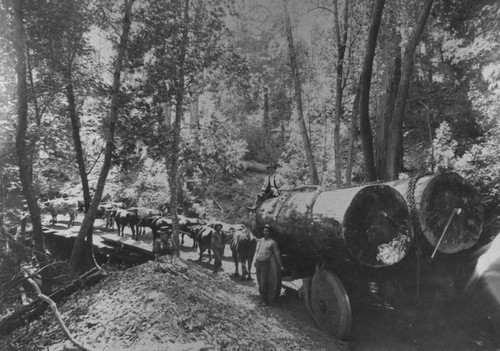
[13,0,49,289]
[282,0,320,185]
[189,92,199,129]
[65,77,95,268]
[386,0,434,179]
[358,0,385,182]
[166,0,190,256]
[332,0,349,188]
[69,0,136,272]
[345,77,361,186]
[375,54,401,180]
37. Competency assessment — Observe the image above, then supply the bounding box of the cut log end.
[420,173,483,254]
[343,185,413,268]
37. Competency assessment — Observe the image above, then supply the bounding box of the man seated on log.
[247,162,287,211]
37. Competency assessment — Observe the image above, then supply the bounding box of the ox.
[96,202,126,230]
[142,216,172,245]
[42,198,79,227]
[115,207,162,240]
[229,226,257,280]
[132,207,162,237]
[115,209,139,238]
[191,225,216,262]
[178,216,206,248]
[191,223,238,261]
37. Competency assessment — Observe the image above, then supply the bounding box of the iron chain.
[406,170,430,305]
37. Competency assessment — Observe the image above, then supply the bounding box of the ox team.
[39,162,286,306]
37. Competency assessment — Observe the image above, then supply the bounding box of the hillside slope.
[3,258,346,351]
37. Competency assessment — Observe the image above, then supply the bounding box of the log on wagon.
[253,183,413,339]
[385,172,483,256]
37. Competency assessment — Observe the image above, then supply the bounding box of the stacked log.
[385,173,483,255]
[254,184,412,269]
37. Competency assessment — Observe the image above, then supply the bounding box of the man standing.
[247,162,286,211]
[254,224,284,307]
[211,223,225,274]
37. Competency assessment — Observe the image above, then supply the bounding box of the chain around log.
[406,170,429,305]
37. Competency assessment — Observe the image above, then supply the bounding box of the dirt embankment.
[1,253,347,351]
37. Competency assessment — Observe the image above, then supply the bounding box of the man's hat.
[158,226,172,233]
[266,162,279,169]
[262,224,272,230]
[213,223,223,230]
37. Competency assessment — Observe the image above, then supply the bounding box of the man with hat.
[211,223,225,274]
[247,162,286,211]
[154,226,176,263]
[254,224,284,307]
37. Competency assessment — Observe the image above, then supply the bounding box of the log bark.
[254,184,412,269]
[384,173,483,254]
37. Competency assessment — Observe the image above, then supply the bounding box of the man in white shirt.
[247,162,286,211]
[254,224,284,306]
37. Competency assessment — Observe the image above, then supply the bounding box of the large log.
[385,173,483,254]
[254,184,412,269]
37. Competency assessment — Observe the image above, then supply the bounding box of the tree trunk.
[332,0,349,188]
[65,77,96,268]
[345,77,361,186]
[69,0,136,272]
[375,54,401,180]
[263,86,270,156]
[166,0,190,256]
[386,0,434,180]
[282,0,320,185]
[358,0,385,182]
[13,0,49,290]
[189,92,199,129]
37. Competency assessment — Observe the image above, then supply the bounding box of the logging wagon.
[252,172,483,340]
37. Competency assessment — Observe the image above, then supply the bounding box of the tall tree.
[332,0,349,187]
[374,4,401,180]
[11,0,48,289]
[358,0,385,182]
[69,0,136,271]
[385,0,434,179]
[166,0,190,255]
[282,0,320,185]
[26,0,98,265]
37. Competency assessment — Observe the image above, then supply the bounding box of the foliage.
[429,121,500,209]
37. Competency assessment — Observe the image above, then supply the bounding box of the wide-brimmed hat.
[158,226,172,233]
[266,162,279,170]
[213,223,223,230]
[262,224,272,230]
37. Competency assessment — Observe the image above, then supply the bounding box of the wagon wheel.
[310,269,352,340]
[303,277,313,312]
[267,255,282,303]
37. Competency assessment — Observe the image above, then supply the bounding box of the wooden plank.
[100,233,154,258]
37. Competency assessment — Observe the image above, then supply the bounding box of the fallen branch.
[0,266,105,336]
[210,194,224,211]
[26,277,93,351]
